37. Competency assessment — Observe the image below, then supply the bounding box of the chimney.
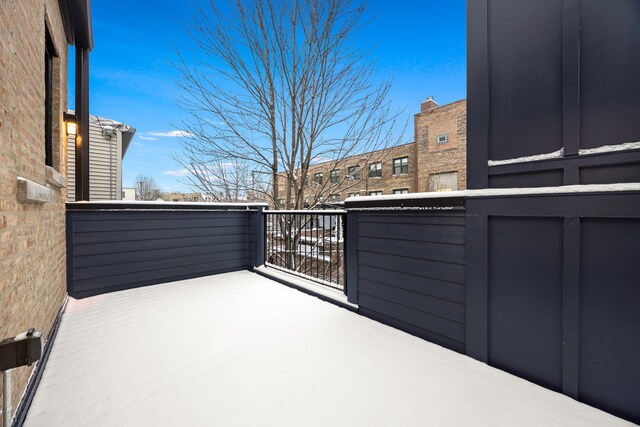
[421,96,439,112]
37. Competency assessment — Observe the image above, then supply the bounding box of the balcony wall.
[64,190,640,423]
[345,188,640,424]
[66,202,265,299]
[345,198,466,353]
[465,188,640,424]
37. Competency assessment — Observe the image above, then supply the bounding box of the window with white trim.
[347,165,360,180]
[393,188,409,194]
[368,191,383,196]
[368,162,382,178]
[392,156,409,175]
[436,133,449,145]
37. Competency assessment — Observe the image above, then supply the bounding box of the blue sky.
[74,0,466,192]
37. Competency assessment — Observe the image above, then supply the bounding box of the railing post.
[345,210,358,304]
[254,206,266,268]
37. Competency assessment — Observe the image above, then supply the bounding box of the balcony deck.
[24,271,631,426]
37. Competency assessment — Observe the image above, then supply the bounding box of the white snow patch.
[345,183,640,205]
[579,141,640,155]
[24,271,632,427]
[67,200,268,208]
[488,149,564,166]
[488,141,640,167]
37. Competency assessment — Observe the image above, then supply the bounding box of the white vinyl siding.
[68,122,123,201]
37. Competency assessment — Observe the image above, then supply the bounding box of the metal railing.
[265,210,346,290]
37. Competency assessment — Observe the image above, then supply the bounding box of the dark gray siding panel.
[67,210,252,298]
[580,0,640,149]
[487,0,563,160]
[355,212,466,353]
[469,0,640,189]
[488,217,563,392]
[489,170,564,189]
[579,218,640,422]
[579,161,640,185]
[467,191,640,423]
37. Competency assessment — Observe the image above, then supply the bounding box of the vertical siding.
[67,123,120,201]
[354,211,466,353]
[468,0,640,189]
[466,191,640,424]
[67,209,253,298]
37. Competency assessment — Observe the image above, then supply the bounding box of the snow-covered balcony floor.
[25,271,631,426]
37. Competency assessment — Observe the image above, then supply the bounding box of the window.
[393,156,409,175]
[393,188,409,194]
[436,133,449,145]
[348,192,360,198]
[428,172,459,192]
[329,193,340,202]
[330,169,340,183]
[369,191,382,196]
[314,172,323,184]
[304,175,309,186]
[368,162,382,178]
[347,165,360,180]
[44,28,56,167]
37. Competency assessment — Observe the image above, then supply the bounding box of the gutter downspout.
[75,47,90,201]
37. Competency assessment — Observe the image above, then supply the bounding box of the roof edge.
[58,0,93,50]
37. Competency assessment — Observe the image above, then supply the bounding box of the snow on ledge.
[66,200,269,208]
[488,149,564,166]
[345,183,640,204]
[579,141,640,155]
[489,141,640,166]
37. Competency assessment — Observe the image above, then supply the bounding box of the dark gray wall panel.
[469,0,640,189]
[488,217,563,392]
[579,219,640,423]
[489,170,564,189]
[467,191,640,423]
[358,266,465,304]
[580,0,640,149]
[355,212,466,352]
[579,162,640,185]
[487,0,563,160]
[67,209,252,298]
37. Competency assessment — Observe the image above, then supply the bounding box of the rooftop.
[24,271,631,426]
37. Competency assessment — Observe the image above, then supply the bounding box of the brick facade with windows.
[414,99,467,192]
[275,98,466,207]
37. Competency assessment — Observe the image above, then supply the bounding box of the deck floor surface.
[24,271,632,426]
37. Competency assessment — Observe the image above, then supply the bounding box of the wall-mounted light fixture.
[64,111,77,136]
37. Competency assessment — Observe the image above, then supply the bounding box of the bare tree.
[134,175,161,201]
[174,153,252,202]
[175,0,404,210]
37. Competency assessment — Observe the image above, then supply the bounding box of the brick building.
[275,97,467,207]
[0,0,92,423]
[415,98,467,192]
[159,192,204,202]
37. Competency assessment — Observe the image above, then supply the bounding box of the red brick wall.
[414,100,467,192]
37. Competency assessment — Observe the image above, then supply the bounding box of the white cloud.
[138,135,159,141]
[148,130,194,138]
[162,169,192,177]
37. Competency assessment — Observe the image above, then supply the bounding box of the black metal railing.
[265,210,346,290]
